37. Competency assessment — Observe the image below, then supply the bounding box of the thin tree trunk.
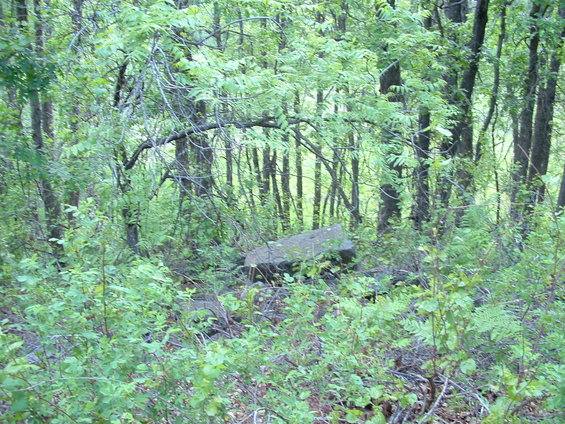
[261,146,271,203]
[111,60,141,254]
[350,135,361,229]
[377,60,403,233]
[270,151,284,233]
[413,107,431,229]
[243,148,257,212]
[281,137,291,230]
[252,146,263,203]
[293,92,304,228]
[295,131,304,228]
[411,10,433,229]
[558,162,565,210]
[66,0,82,223]
[452,0,490,192]
[225,139,233,188]
[175,137,192,197]
[527,5,564,205]
[214,2,233,194]
[24,0,64,261]
[329,147,338,219]
[30,91,64,258]
[193,135,213,197]
[476,3,507,163]
[511,3,542,214]
[438,0,466,208]
[312,89,324,230]
[312,148,322,230]
[336,2,360,228]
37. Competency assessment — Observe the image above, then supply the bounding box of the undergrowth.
[1,206,563,423]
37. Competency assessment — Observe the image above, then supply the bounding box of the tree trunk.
[110,59,142,255]
[455,0,489,158]
[312,89,323,230]
[527,5,563,205]
[295,132,304,228]
[329,147,339,219]
[281,138,291,230]
[412,10,433,229]
[377,59,403,233]
[437,0,466,208]
[243,148,257,212]
[270,151,284,233]
[511,3,542,214]
[558,162,565,210]
[350,135,361,229]
[21,0,65,262]
[476,4,507,163]
[443,0,467,23]
[293,92,304,228]
[66,0,83,223]
[30,91,64,259]
[192,135,213,197]
[261,145,271,203]
[450,0,490,199]
[312,148,322,230]
[413,107,431,229]
[225,138,233,188]
[175,137,192,197]
[252,146,263,204]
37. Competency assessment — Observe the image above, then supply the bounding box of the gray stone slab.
[245,224,355,279]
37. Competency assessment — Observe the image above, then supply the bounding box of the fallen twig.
[416,375,450,424]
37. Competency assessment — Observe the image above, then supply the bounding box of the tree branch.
[124,117,305,170]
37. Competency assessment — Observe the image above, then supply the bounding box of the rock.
[184,299,231,336]
[244,224,355,280]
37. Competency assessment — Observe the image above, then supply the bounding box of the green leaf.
[367,411,386,424]
[435,126,452,137]
[460,358,476,375]
[345,409,363,423]
[10,392,28,413]
[201,364,222,379]
[419,298,439,313]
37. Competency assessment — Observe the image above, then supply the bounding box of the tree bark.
[295,130,304,228]
[443,0,467,23]
[110,60,142,255]
[261,145,271,204]
[412,9,433,229]
[281,137,291,230]
[413,107,431,229]
[511,3,542,214]
[558,162,565,210]
[252,146,263,204]
[476,4,507,163]
[225,138,233,188]
[312,89,323,230]
[192,135,213,197]
[437,0,467,208]
[270,150,284,233]
[451,0,490,197]
[175,137,192,197]
[377,60,403,233]
[66,0,84,223]
[329,147,339,219]
[527,4,564,205]
[20,0,65,261]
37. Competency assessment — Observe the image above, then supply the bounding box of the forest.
[0,0,563,422]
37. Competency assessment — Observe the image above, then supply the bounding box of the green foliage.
[1,0,564,422]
